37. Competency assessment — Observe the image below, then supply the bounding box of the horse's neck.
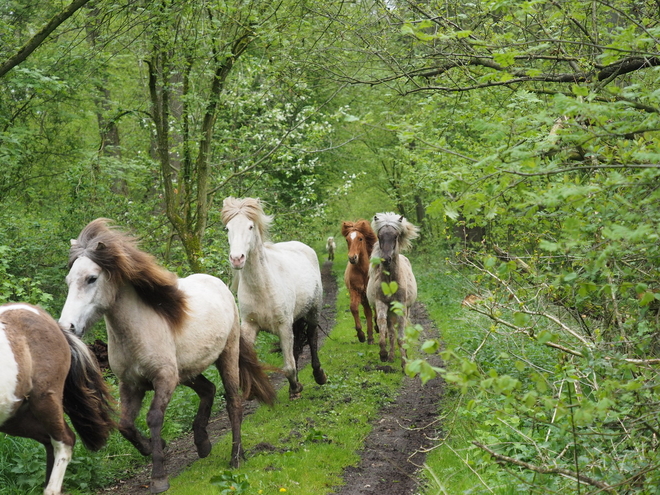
[357,247,371,274]
[240,241,274,292]
[104,284,158,340]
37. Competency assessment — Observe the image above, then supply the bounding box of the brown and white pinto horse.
[367,213,419,368]
[341,220,377,344]
[59,219,276,493]
[0,303,115,495]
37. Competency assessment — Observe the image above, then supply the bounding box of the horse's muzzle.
[229,254,245,269]
[348,255,358,265]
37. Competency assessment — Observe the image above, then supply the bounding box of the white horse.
[59,219,276,494]
[326,236,336,261]
[366,213,419,368]
[221,197,327,399]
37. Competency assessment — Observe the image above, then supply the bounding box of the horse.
[326,236,336,261]
[341,220,377,344]
[221,197,327,399]
[366,213,419,368]
[0,302,115,495]
[58,219,276,494]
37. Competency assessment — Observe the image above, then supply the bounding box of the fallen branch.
[473,441,614,492]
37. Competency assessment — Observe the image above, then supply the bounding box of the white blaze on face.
[0,322,19,426]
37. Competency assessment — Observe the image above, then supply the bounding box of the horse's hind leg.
[306,319,327,386]
[183,374,216,458]
[6,399,75,495]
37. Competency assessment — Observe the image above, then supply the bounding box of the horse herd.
[0,197,419,495]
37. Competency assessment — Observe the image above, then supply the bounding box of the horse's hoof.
[313,368,327,385]
[367,338,374,345]
[289,383,303,400]
[197,439,212,458]
[357,330,365,343]
[379,352,388,362]
[150,477,170,493]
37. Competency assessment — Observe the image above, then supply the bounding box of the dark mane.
[341,220,377,256]
[70,218,188,330]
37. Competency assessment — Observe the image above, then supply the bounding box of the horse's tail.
[239,336,277,406]
[62,329,116,451]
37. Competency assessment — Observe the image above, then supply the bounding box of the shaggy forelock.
[69,218,187,330]
[221,197,273,239]
[371,212,419,252]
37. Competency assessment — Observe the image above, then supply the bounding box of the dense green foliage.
[1,0,660,493]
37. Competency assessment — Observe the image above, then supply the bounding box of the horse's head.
[60,255,114,337]
[375,224,400,268]
[224,213,261,270]
[372,213,419,268]
[342,220,376,265]
[221,197,272,270]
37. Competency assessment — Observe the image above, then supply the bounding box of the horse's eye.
[87,276,98,285]
[249,225,254,230]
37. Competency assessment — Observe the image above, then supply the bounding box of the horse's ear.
[398,215,404,223]
[70,239,78,247]
[95,241,107,251]
[373,215,378,221]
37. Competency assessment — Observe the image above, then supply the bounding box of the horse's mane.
[341,220,377,255]
[371,213,419,252]
[70,218,188,329]
[221,197,273,241]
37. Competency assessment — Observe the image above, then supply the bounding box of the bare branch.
[0,0,93,78]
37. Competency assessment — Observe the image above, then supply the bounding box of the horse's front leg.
[279,323,303,399]
[374,300,389,362]
[361,292,374,344]
[117,382,152,456]
[182,374,216,459]
[396,311,409,371]
[386,311,398,363]
[216,343,244,468]
[349,289,365,343]
[147,375,178,494]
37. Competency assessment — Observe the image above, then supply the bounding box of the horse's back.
[0,304,69,426]
[259,240,322,318]
[175,274,239,377]
[265,241,322,284]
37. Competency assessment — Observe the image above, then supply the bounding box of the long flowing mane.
[372,213,419,253]
[341,220,377,254]
[69,218,187,329]
[221,197,273,240]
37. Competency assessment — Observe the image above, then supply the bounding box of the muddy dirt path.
[98,261,443,494]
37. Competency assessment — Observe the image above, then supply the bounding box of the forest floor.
[98,260,444,495]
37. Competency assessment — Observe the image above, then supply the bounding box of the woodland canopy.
[2,0,660,492]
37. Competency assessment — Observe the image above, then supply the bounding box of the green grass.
[167,261,404,494]
[410,249,527,495]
